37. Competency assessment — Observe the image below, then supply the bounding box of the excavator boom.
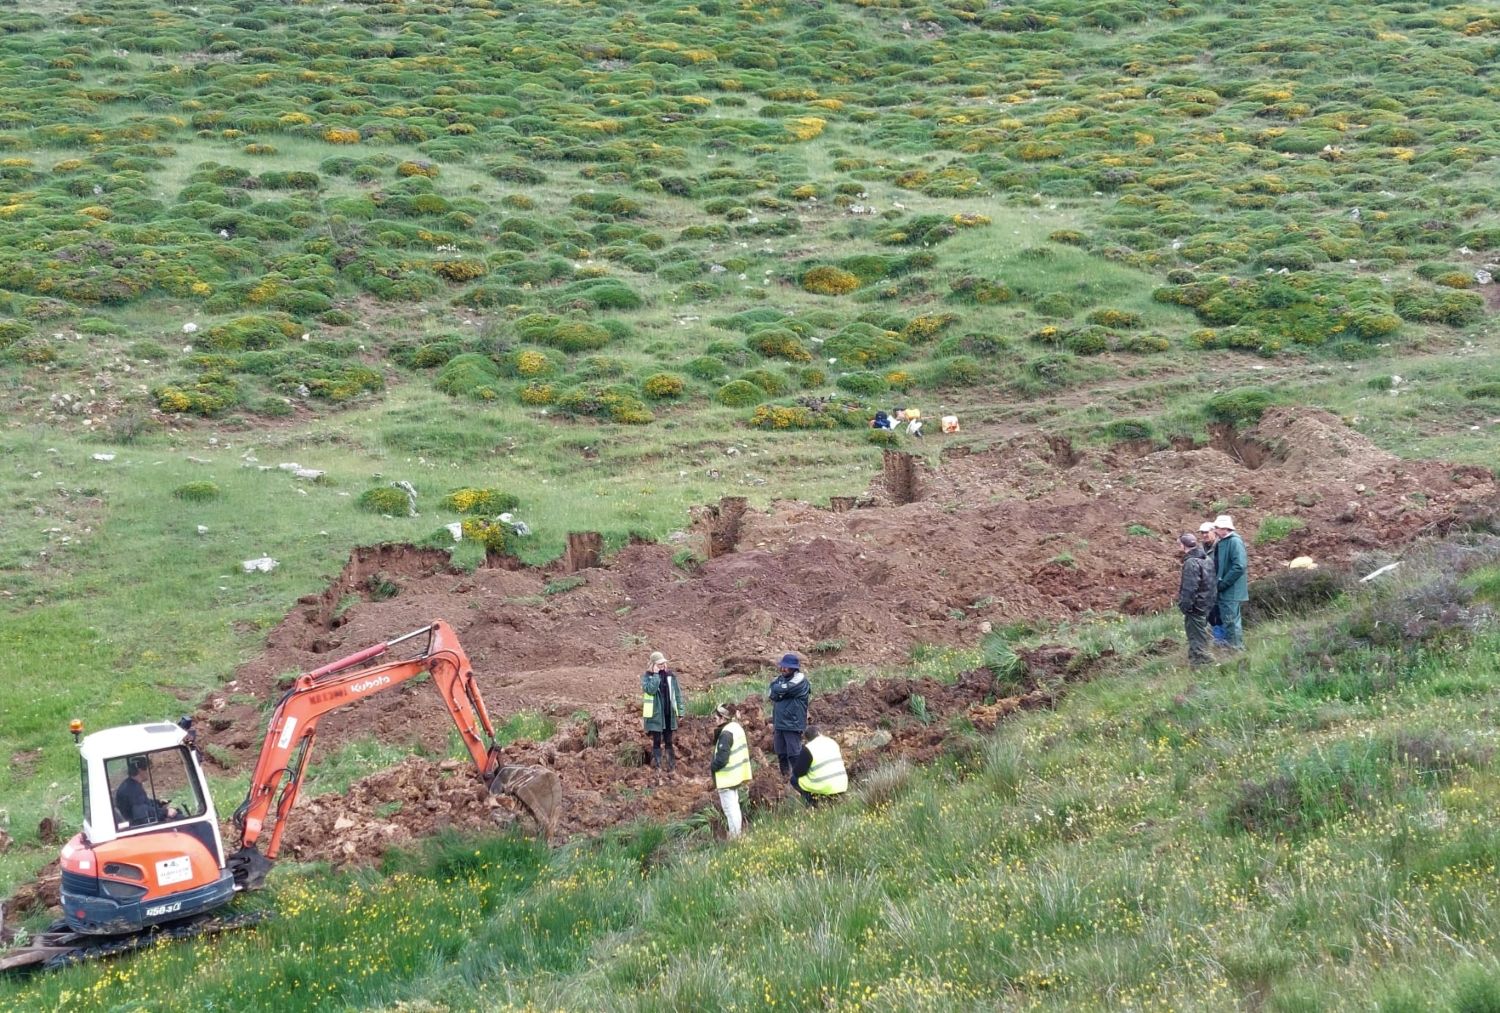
[229,620,503,889]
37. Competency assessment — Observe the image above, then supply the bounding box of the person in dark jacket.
[1177,533,1216,668]
[1212,515,1249,651]
[1198,522,1227,645]
[641,651,684,777]
[114,756,179,826]
[768,652,810,778]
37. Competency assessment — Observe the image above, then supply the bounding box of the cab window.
[105,746,206,831]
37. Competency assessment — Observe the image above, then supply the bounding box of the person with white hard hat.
[1211,515,1249,651]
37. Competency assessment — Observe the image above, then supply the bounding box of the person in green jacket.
[1212,515,1249,651]
[641,650,684,776]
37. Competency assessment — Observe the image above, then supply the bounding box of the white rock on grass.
[445,522,464,542]
[91,453,115,462]
[241,557,278,574]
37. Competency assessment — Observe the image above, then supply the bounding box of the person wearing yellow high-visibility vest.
[708,703,752,838]
[790,725,847,807]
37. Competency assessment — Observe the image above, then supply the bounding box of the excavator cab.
[61,721,235,935]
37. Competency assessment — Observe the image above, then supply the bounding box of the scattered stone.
[181,322,198,334]
[241,557,278,574]
[395,480,419,517]
[1477,270,1493,285]
[197,525,209,535]
[445,522,463,542]
[1360,561,1401,583]
[333,816,356,831]
[90,453,115,462]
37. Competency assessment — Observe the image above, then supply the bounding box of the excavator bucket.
[226,846,276,892]
[489,764,562,840]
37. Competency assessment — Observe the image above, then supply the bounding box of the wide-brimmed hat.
[649,651,668,667]
[777,652,801,669]
[1198,521,1215,533]
[1214,514,1235,530]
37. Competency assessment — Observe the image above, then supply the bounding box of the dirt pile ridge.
[200,408,1495,770]
[277,643,1119,865]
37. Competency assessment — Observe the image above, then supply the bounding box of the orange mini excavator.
[3,620,516,972]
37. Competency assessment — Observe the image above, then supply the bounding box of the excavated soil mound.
[192,408,1496,864]
[277,648,1101,865]
[201,408,1495,767]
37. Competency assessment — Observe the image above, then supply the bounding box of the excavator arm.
[227,620,502,890]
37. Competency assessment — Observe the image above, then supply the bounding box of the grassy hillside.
[1,0,1499,1005]
[6,536,1500,1010]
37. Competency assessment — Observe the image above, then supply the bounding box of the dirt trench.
[277,642,1114,865]
[196,408,1498,770]
[191,407,1497,861]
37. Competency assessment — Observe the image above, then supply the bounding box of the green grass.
[1,0,1499,1004]
[1256,515,1307,545]
[8,555,1500,1010]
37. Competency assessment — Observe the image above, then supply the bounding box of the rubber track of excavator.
[0,909,269,976]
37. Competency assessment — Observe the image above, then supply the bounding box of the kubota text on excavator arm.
[227,620,502,889]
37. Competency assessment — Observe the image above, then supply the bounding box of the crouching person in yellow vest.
[791,725,847,807]
[709,703,752,838]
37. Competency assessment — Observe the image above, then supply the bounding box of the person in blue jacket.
[768,652,810,779]
[1212,515,1249,651]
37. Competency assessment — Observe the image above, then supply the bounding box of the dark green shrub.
[716,380,765,407]
[203,314,295,351]
[172,481,221,502]
[1102,418,1156,442]
[435,353,503,400]
[836,371,890,396]
[684,356,728,381]
[1064,326,1110,356]
[1031,292,1078,318]
[922,355,983,387]
[747,328,811,362]
[823,324,905,367]
[739,369,788,395]
[1206,387,1276,426]
[948,277,1014,305]
[357,487,412,515]
[1120,334,1171,354]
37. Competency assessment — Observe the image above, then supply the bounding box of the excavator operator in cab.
[115,756,180,826]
